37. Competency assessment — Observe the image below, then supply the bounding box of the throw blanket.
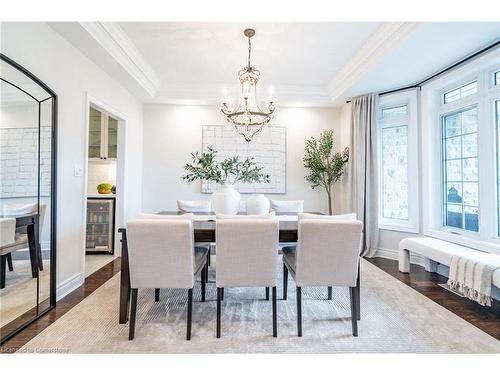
[447,254,500,306]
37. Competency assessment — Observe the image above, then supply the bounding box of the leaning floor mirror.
[0,54,57,344]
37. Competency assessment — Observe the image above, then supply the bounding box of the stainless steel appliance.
[86,197,115,254]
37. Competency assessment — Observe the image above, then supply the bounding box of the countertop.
[87,194,116,199]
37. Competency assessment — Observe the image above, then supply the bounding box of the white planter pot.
[212,184,241,215]
[246,194,270,215]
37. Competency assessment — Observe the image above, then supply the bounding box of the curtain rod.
[345,38,500,104]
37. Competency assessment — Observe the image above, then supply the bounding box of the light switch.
[74,165,83,177]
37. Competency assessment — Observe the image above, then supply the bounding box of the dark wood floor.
[1,256,498,352]
[367,257,500,340]
[0,257,121,352]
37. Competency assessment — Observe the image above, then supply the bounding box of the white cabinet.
[89,107,117,160]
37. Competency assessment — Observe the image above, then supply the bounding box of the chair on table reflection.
[0,203,47,287]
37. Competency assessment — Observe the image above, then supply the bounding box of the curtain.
[349,94,379,257]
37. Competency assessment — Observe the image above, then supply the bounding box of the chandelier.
[220,28,276,142]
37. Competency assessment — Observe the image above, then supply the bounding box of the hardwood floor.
[1,256,498,352]
[0,257,121,352]
[367,257,500,340]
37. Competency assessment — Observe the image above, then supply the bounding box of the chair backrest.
[126,218,195,289]
[3,202,38,216]
[0,218,16,247]
[298,212,357,221]
[216,212,275,220]
[216,217,279,288]
[137,212,194,220]
[270,199,304,213]
[177,200,211,212]
[295,219,363,287]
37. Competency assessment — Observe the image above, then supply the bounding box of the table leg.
[356,261,360,321]
[27,222,38,278]
[119,231,130,324]
[34,215,43,271]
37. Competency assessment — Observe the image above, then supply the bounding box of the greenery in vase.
[303,130,349,215]
[182,146,271,186]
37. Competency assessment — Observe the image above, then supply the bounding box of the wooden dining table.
[117,211,360,324]
[0,212,41,288]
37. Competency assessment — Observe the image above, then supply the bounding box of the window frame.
[421,51,500,254]
[378,90,419,233]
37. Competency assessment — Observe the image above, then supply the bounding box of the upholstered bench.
[398,237,500,289]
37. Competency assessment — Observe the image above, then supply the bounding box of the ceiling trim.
[79,22,160,98]
[327,22,422,102]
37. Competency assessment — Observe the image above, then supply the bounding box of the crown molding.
[327,22,422,101]
[79,22,160,98]
[152,83,334,107]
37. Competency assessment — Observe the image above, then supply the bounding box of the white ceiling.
[49,22,500,107]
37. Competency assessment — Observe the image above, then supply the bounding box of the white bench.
[398,237,500,289]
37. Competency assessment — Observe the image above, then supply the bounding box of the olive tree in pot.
[303,130,349,215]
[182,147,270,214]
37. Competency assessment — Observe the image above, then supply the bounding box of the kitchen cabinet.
[89,106,117,160]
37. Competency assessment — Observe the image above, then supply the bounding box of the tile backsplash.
[87,162,116,194]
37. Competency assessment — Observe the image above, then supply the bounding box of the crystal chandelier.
[220,28,276,143]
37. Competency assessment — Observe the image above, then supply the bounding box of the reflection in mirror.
[0,55,56,343]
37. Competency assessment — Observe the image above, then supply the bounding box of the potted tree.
[182,147,270,214]
[303,130,349,215]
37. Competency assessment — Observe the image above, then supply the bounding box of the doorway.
[83,97,125,278]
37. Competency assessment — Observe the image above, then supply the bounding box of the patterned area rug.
[18,259,500,353]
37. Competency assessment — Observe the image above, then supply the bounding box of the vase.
[246,194,270,215]
[212,184,241,214]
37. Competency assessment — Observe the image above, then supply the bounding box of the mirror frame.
[0,53,57,344]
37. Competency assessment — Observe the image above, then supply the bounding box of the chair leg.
[207,250,211,267]
[328,286,332,300]
[283,263,288,300]
[265,286,270,301]
[0,255,6,289]
[37,246,43,271]
[349,287,358,337]
[186,288,193,340]
[272,286,277,338]
[216,287,222,338]
[296,286,302,337]
[7,253,13,272]
[128,288,138,340]
[201,264,206,302]
[221,287,224,301]
[356,262,360,320]
[155,288,160,302]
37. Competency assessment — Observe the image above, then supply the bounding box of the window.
[442,107,479,232]
[443,81,478,103]
[421,55,500,254]
[378,94,418,233]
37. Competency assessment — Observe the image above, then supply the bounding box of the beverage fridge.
[86,197,115,254]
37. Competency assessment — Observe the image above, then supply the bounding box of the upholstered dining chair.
[282,216,363,337]
[126,216,209,340]
[269,199,304,213]
[215,213,279,338]
[177,199,212,212]
[0,218,16,289]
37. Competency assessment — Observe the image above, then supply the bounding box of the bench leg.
[399,249,410,273]
[424,258,438,273]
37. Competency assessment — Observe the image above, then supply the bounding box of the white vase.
[212,184,241,215]
[246,194,270,215]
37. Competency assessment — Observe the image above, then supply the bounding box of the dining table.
[0,212,41,288]
[117,211,360,324]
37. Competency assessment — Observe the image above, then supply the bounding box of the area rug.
[17,259,500,353]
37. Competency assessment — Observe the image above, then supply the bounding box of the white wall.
[141,104,343,214]
[1,22,144,298]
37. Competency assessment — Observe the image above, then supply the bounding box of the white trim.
[328,22,421,101]
[56,273,84,301]
[373,247,426,267]
[79,22,160,98]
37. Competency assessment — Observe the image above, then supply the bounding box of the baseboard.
[373,247,426,267]
[56,273,84,301]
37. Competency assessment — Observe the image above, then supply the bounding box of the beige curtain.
[348,94,379,257]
